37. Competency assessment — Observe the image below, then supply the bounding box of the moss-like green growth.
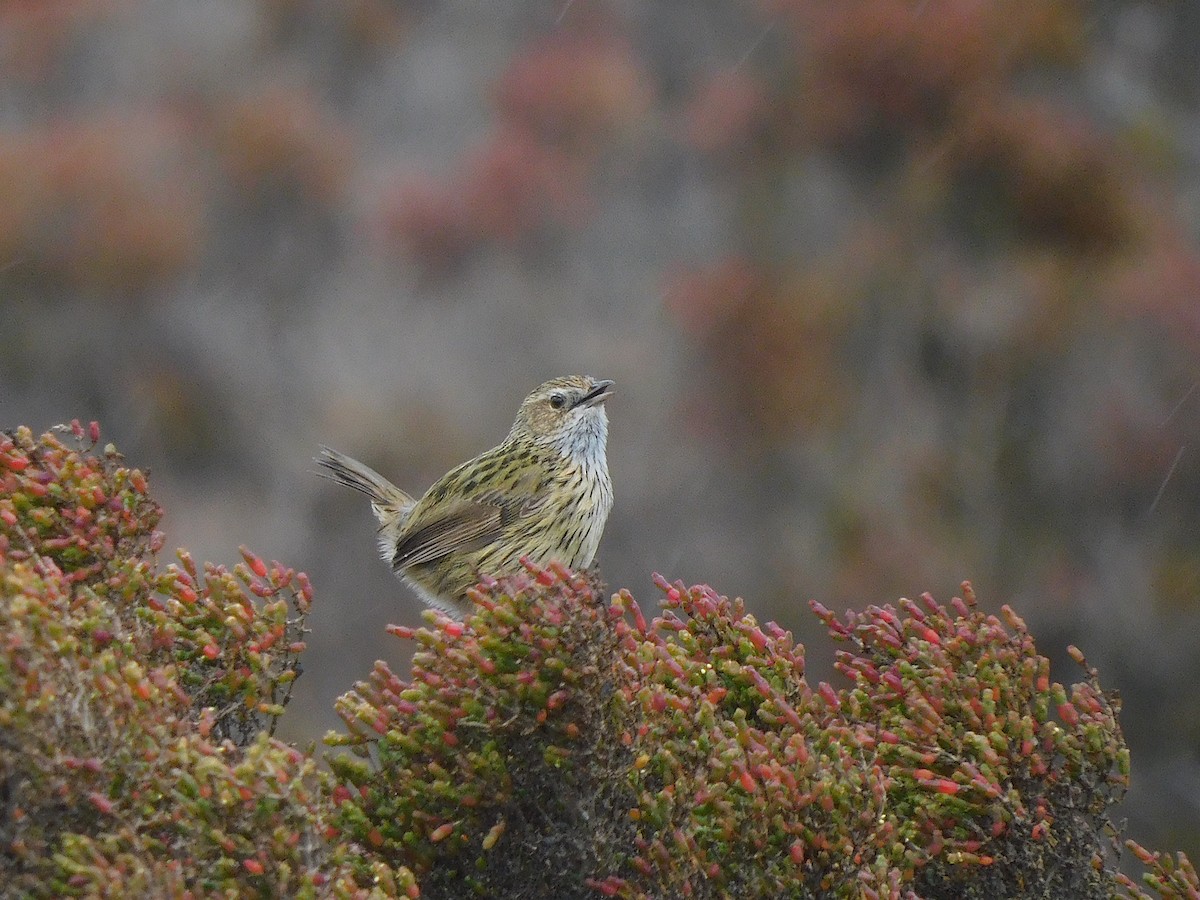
[2,422,1198,898]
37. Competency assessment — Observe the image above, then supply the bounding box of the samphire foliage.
[1,424,1196,899]
[0,423,413,897]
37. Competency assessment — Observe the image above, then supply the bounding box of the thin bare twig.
[1148,446,1185,515]
[1160,380,1198,429]
[732,21,775,72]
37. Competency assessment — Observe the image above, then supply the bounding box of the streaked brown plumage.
[317,376,613,617]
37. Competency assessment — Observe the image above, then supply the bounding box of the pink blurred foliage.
[494,28,652,152]
[379,24,652,270]
[662,257,761,339]
[258,0,415,54]
[668,0,1200,444]
[663,255,860,438]
[0,17,358,299]
[379,127,589,272]
[214,83,355,208]
[462,125,590,242]
[684,70,771,160]
[802,0,1003,144]
[378,173,476,272]
[0,111,205,297]
[740,0,1081,157]
[0,0,123,84]
[1105,209,1200,350]
[949,96,1135,252]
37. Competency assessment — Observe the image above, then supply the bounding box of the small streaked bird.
[317,375,614,618]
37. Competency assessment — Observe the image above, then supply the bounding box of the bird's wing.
[391,473,543,571]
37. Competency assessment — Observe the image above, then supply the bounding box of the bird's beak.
[577,379,615,408]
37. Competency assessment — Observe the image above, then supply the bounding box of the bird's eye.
[550,393,566,410]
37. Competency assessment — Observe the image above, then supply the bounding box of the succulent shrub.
[0,423,409,897]
[2,423,1197,899]
[327,565,1183,899]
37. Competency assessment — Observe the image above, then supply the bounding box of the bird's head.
[509,375,614,462]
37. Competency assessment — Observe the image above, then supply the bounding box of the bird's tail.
[315,446,416,524]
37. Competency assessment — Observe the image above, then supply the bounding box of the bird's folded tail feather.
[315,446,415,523]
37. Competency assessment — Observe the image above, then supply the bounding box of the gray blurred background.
[3,0,1200,864]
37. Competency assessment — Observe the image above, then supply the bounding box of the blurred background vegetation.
[2,0,1199,867]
